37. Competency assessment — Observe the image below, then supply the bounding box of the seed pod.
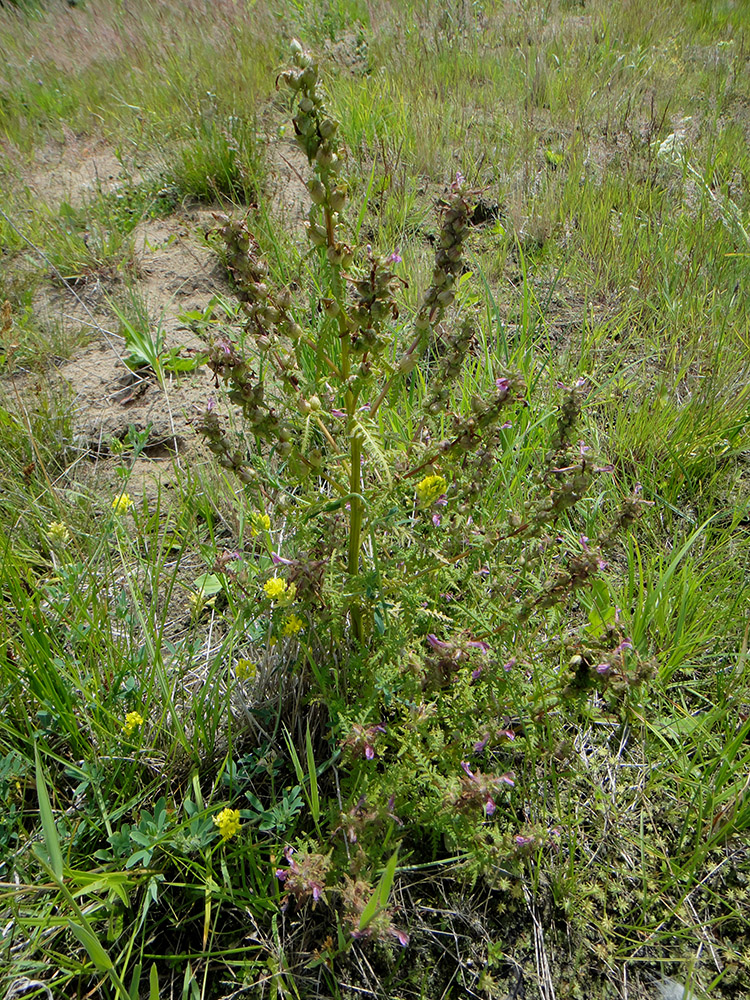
[299,97,314,113]
[306,223,327,247]
[322,297,340,317]
[300,64,318,89]
[316,145,334,167]
[319,118,338,139]
[281,71,302,91]
[308,179,326,204]
[329,187,346,211]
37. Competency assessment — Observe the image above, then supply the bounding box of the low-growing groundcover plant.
[2,13,750,1000]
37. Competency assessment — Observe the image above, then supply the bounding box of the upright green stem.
[342,339,364,642]
[324,205,364,642]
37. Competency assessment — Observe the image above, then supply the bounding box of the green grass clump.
[1,2,749,999]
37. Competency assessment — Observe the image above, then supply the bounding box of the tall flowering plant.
[199,41,525,650]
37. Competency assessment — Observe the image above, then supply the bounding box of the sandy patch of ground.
[24,133,142,209]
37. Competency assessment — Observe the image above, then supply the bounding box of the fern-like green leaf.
[350,416,392,484]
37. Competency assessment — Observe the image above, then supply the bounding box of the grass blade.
[34,743,63,880]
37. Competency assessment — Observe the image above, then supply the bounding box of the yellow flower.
[48,521,71,544]
[235,658,257,681]
[282,613,304,637]
[123,711,144,737]
[264,576,288,600]
[213,807,242,841]
[112,493,134,514]
[416,474,447,508]
[250,512,271,537]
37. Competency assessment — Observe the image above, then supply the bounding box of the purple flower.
[503,657,517,672]
[432,513,442,526]
[515,834,535,847]
[467,639,490,652]
[388,251,403,264]
[495,377,510,392]
[484,797,496,816]
[473,736,490,753]
[471,666,483,682]
[595,663,610,674]
[272,552,294,565]
[426,634,451,651]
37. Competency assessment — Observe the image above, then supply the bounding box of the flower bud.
[309,395,322,411]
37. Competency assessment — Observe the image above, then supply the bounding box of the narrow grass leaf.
[68,920,114,971]
[34,744,63,880]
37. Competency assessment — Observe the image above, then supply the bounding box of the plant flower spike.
[213,807,242,842]
[47,521,70,544]
[112,493,134,514]
[122,711,144,737]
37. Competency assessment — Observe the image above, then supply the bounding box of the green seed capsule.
[300,64,318,89]
[329,187,346,211]
[308,179,326,204]
[319,118,338,139]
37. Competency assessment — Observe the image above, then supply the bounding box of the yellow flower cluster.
[213,807,242,841]
[250,511,271,537]
[416,474,447,507]
[235,658,257,681]
[282,613,304,637]
[47,521,70,544]
[123,711,144,737]
[263,577,296,604]
[112,493,134,514]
